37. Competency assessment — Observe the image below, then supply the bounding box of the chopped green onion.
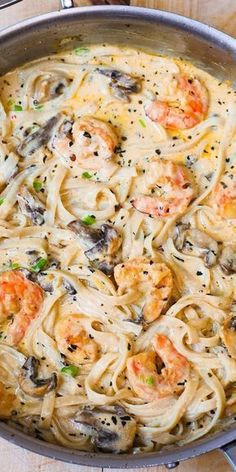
[13,104,23,112]
[74,47,89,56]
[61,365,79,377]
[145,376,155,386]
[82,215,96,225]
[0,198,4,206]
[34,104,44,110]
[139,118,146,128]
[33,180,42,192]
[31,258,47,273]
[7,98,14,107]
[7,99,23,112]
[10,262,20,270]
[82,171,92,179]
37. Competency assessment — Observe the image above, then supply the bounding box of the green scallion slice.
[82,215,96,225]
[82,171,92,179]
[0,198,4,206]
[31,258,47,273]
[74,47,89,56]
[139,118,146,128]
[145,376,155,386]
[34,104,44,110]
[7,99,23,112]
[7,98,14,107]
[61,365,79,377]
[13,104,23,112]
[10,262,20,270]
[33,180,42,192]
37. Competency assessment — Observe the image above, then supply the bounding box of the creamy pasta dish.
[0,44,236,454]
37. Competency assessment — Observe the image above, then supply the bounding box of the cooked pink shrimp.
[146,75,208,130]
[127,334,190,401]
[212,171,236,219]
[0,270,44,346]
[53,116,118,170]
[132,160,195,218]
[114,257,172,323]
[55,315,99,364]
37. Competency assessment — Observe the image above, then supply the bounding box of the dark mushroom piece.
[17,185,45,225]
[74,406,136,453]
[33,74,72,104]
[19,268,37,282]
[18,115,59,158]
[22,255,59,292]
[219,245,236,275]
[36,271,55,293]
[173,224,218,267]
[220,316,236,359]
[68,220,122,275]
[63,279,77,295]
[19,356,57,398]
[96,68,141,102]
[0,153,18,190]
[52,119,73,144]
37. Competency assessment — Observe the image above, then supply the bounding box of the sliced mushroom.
[52,119,73,145]
[173,223,189,250]
[33,73,71,104]
[18,115,59,157]
[68,220,122,274]
[19,268,37,282]
[85,224,121,257]
[74,406,136,453]
[219,245,236,275]
[220,316,236,359]
[36,271,55,293]
[173,224,218,267]
[0,152,18,190]
[19,356,57,398]
[68,219,102,245]
[96,68,141,102]
[17,185,45,225]
[63,279,77,295]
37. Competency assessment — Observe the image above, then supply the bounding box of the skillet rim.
[0,4,236,467]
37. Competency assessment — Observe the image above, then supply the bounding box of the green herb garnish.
[33,180,42,192]
[34,104,44,110]
[13,104,23,112]
[139,118,146,128]
[82,171,92,179]
[74,47,89,56]
[10,262,20,270]
[0,198,4,206]
[7,99,23,112]
[7,98,14,107]
[31,258,47,273]
[61,365,79,377]
[82,215,96,225]
[145,376,155,386]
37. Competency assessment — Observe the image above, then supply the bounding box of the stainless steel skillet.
[0,0,236,468]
